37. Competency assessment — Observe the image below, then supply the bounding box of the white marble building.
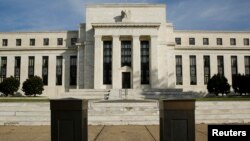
[0,4,250,97]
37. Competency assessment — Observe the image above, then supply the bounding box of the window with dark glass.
[103,41,112,84]
[230,38,236,45]
[14,57,21,81]
[190,56,197,85]
[203,38,209,45]
[30,39,35,46]
[245,56,250,76]
[2,39,8,46]
[176,56,182,85]
[175,38,181,45]
[121,41,132,67]
[217,56,224,75]
[71,38,77,46]
[42,56,49,85]
[217,38,223,45]
[57,38,63,45]
[244,38,249,46]
[189,38,195,45]
[43,38,49,46]
[0,57,7,82]
[70,56,77,85]
[231,56,238,76]
[28,56,35,78]
[204,56,210,84]
[141,40,150,84]
[56,56,63,85]
[16,39,21,46]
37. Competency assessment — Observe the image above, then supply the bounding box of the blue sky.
[0,0,250,31]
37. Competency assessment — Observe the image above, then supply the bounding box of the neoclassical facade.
[0,4,250,97]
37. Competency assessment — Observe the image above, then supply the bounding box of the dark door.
[122,72,131,89]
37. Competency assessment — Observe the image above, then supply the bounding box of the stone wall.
[0,101,249,125]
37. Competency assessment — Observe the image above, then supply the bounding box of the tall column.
[76,44,84,89]
[150,35,159,88]
[94,35,103,89]
[132,35,141,88]
[112,35,121,89]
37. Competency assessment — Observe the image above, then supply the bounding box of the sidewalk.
[0,124,207,141]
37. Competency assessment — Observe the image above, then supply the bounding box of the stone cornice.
[92,23,161,28]
[86,3,166,8]
[0,31,78,34]
[174,46,250,50]
[0,47,76,51]
[174,30,250,34]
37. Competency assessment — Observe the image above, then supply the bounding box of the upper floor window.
[189,38,195,45]
[2,39,8,46]
[244,38,249,46]
[57,38,63,45]
[230,38,236,45]
[16,39,21,46]
[175,38,181,45]
[30,39,35,46]
[203,38,209,45]
[217,38,223,45]
[43,38,49,46]
[71,38,77,46]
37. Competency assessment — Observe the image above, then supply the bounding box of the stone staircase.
[61,89,110,100]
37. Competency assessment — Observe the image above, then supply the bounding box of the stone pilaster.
[132,35,141,88]
[94,35,103,89]
[150,35,159,88]
[112,35,121,89]
[76,44,84,89]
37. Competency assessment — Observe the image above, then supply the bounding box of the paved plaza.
[0,124,207,141]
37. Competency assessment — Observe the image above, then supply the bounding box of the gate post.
[50,98,88,141]
[159,99,195,141]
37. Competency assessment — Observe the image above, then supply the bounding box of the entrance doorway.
[122,72,131,89]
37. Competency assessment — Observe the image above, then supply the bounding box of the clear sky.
[0,0,250,32]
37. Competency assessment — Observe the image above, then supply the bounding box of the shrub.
[207,74,230,96]
[22,76,44,96]
[0,76,20,96]
[232,74,250,95]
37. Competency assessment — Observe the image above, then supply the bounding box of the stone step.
[142,89,183,92]
[69,89,110,92]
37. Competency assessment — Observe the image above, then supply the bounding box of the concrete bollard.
[50,98,88,141]
[159,99,195,141]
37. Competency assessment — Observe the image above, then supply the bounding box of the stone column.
[132,35,141,88]
[112,35,121,89]
[94,35,103,89]
[150,35,159,88]
[76,44,84,89]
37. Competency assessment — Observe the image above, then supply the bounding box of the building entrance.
[122,72,131,89]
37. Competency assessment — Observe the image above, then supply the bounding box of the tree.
[0,76,20,96]
[232,74,250,95]
[207,74,230,96]
[22,76,44,96]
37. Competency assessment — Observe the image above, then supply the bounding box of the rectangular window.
[176,56,182,85]
[70,56,77,85]
[204,56,210,84]
[141,40,150,84]
[203,38,209,45]
[14,57,21,81]
[2,39,8,46]
[103,41,112,84]
[30,39,35,46]
[71,38,77,46]
[244,38,249,46]
[16,39,21,46]
[190,56,197,85]
[0,57,7,82]
[121,41,132,67]
[43,38,49,46]
[189,38,195,45]
[217,38,223,45]
[230,38,236,45]
[57,38,63,45]
[175,38,181,45]
[28,56,35,78]
[56,56,63,85]
[245,56,250,76]
[231,56,238,76]
[42,56,49,85]
[217,56,224,75]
